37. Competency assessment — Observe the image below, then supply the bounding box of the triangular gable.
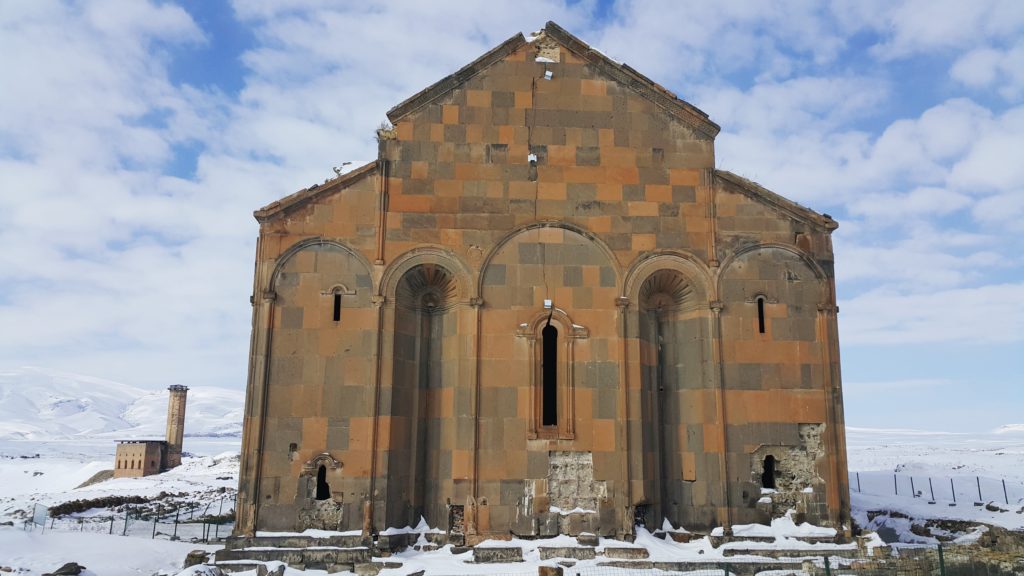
[255,161,377,223]
[715,170,838,231]
[387,21,720,140]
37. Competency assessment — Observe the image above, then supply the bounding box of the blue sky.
[1,1,1022,433]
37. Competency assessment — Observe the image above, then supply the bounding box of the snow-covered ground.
[845,426,1024,544]
[1,368,1022,574]
[2,427,1022,574]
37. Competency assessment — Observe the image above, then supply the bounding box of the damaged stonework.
[547,451,608,511]
[298,498,345,531]
[752,424,825,517]
[296,453,345,530]
[512,452,612,537]
[530,31,561,63]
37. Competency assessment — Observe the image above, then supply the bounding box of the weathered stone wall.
[235,23,849,539]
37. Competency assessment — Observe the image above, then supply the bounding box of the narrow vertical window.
[757,296,766,334]
[333,293,342,322]
[542,324,558,426]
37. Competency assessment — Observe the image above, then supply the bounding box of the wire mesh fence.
[849,471,1024,507]
[26,499,234,543]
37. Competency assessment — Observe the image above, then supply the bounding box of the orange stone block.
[628,202,658,216]
[389,194,432,213]
[538,182,567,200]
[592,420,616,451]
[430,124,444,142]
[669,169,700,186]
[580,79,606,96]
[411,161,428,179]
[645,184,672,202]
[442,104,459,125]
[467,89,491,108]
[397,121,413,141]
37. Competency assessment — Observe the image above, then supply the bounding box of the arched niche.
[383,253,468,529]
[379,246,473,307]
[622,252,714,527]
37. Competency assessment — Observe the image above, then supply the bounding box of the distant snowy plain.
[1,367,1022,575]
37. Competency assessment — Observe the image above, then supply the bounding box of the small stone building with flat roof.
[235,21,850,541]
[113,439,165,478]
[113,385,188,478]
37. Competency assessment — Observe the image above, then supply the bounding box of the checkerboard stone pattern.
[235,24,850,541]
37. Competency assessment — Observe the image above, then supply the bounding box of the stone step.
[600,560,808,576]
[721,545,861,559]
[224,534,366,550]
[212,560,266,574]
[538,546,596,560]
[214,545,371,570]
[602,546,649,559]
[472,547,524,563]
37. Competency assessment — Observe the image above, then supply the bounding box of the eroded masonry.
[235,21,851,541]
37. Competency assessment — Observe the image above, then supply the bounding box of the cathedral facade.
[235,22,850,541]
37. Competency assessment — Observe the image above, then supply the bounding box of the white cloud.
[840,283,1024,344]
[596,0,846,85]
[847,187,971,221]
[837,0,1024,60]
[1,0,1023,394]
[947,106,1024,194]
[949,42,1024,100]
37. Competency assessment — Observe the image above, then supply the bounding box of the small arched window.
[756,296,766,334]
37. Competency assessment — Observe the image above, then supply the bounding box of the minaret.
[164,385,188,469]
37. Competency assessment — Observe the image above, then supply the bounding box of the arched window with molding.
[518,307,588,439]
[322,283,356,323]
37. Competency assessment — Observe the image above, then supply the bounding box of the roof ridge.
[386,21,720,139]
[255,161,377,223]
[387,32,527,122]
[714,169,838,231]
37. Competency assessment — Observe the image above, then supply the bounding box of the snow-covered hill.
[0,367,243,440]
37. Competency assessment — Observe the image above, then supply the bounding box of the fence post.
[951,478,956,504]
[824,555,832,576]
[109,516,114,535]
[1003,479,1009,505]
[122,506,130,536]
[856,472,861,493]
[894,474,898,495]
[938,543,946,576]
[929,478,935,501]
[722,562,730,576]
[173,510,179,540]
[976,476,982,502]
[910,476,917,497]
[152,517,158,539]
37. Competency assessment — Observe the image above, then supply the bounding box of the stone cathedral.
[235,22,851,542]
